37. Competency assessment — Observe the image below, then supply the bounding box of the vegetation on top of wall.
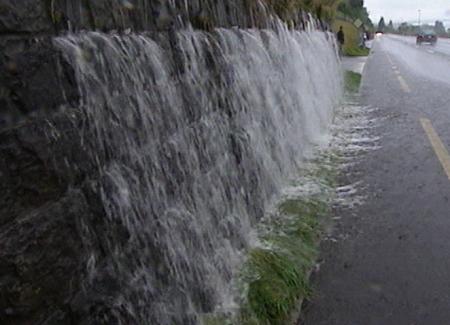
[337,0,372,28]
[332,18,370,57]
[246,0,372,33]
[254,0,343,23]
[42,0,369,33]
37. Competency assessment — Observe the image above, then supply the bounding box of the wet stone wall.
[0,0,319,130]
[0,1,338,324]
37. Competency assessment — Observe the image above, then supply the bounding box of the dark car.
[417,30,437,45]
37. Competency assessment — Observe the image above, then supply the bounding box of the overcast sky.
[365,0,450,26]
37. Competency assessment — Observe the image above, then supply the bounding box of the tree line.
[377,16,449,37]
[337,0,372,27]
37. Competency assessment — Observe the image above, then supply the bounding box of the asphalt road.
[388,34,450,58]
[300,35,450,324]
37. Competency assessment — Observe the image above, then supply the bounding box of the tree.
[349,0,363,7]
[398,22,409,34]
[434,20,446,36]
[397,22,420,35]
[388,20,394,32]
[337,0,373,28]
[377,17,385,31]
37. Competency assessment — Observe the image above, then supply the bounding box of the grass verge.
[200,154,338,325]
[344,46,370,57]
[240,157,336,324]
[332,19,370,57]
[201,152,339,325]
[344,70,362,93]
[240,204,324,324]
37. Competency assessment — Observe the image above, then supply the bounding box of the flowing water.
[55,22,341,324]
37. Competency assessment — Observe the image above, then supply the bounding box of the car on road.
[416,30,437,45]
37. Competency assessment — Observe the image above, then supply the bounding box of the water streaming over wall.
[55,23,341,324]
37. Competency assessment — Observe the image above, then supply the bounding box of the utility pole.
[418,9,421,28]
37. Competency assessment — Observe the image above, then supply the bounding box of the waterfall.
[55,23,341,324]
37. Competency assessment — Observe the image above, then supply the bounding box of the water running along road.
[301,35,450,324]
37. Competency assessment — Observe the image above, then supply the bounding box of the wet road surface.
[301,35,450,324]
[389,34,450,58]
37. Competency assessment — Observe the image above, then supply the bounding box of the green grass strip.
[344,70,362,93]
[202,155,337,325]
[344,46,370,57]
[238,157,336,324]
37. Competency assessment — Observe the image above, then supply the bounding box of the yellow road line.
[385,54,410,92]
[420,118,450,180]
[386,55,394,65]
[397,75,411,93]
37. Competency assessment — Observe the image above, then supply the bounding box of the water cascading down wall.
[0,1,341,324]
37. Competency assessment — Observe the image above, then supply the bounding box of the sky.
[365,0,450,26]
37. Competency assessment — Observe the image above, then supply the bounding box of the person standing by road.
[337,26,345,55]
